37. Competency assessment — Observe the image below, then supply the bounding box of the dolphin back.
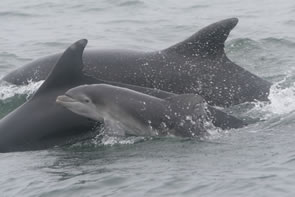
[164,94,209,137]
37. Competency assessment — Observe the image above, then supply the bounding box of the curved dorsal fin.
[165,18,238,56]
[33,39,88,97]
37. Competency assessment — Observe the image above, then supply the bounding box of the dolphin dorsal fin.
[33,39,88,97]
[165,18,238,57]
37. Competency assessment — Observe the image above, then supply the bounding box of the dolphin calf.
[57,84,210,138]
[2,18,271,107]
[0,38,246,152]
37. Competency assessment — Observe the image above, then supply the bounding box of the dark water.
[1,0,295,196]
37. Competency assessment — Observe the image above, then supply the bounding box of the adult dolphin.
[0,39,167,152]
[57,84,210,138]
[0,39,96,152]
[0,39,245,152]
[2,18,271,107]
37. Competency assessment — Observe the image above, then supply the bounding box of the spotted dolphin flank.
[2,18,271,107]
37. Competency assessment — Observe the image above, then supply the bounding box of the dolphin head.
[56,85,105,122]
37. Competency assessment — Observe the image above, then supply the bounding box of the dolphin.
[2,18,271,107]
[57,84,211,138]
[0,39,246,152]
[0,39,96,152]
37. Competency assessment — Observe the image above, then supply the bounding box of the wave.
[33,41,69,48]
[284,19,295,26]
[0,51,32,62]
[68,114,224,147]
[226,37,295,52]
[226,37,295,83]
[226,38,261,52]
[0,80,43,100]
[117,0,145,7]
[251,73,295,118]
[0,11,38,18]
[260,37,295,48]
[0,80,43,117]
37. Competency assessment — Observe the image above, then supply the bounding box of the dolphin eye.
[84,98,90,103]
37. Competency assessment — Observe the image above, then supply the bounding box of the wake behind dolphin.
[57,84,211,138]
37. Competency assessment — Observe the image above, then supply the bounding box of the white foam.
[248,77,295,120]
[204,121,223,138]
[0,80,44,100]
[88,126,146,146]
[264,82,295,114]
[100,135,145,146]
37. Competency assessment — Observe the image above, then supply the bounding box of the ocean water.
[1,0,295,196]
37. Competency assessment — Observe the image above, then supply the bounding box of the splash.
[90,114,222,146]
[100,135,146,146]
[247,72,295,119]
[204,121,224,139]
[0,80,44,100]
[263,81,295,115]
[86,126,147,146]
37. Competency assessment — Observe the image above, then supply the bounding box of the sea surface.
[1,0,295,196]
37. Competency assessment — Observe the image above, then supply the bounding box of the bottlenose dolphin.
[0,39,96,152]
[0,39,159,152]
[2,18,271,107]
[0,39,246,152]
[57,84,210,137]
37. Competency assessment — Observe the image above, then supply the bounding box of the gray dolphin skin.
[2,18,271,107]
[0,39,96,152]
[57,84,210,138]
[0,38,246,153]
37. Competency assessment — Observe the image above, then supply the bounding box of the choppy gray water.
[1,0,295,196]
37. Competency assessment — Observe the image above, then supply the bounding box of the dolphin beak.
[56,95,76,104]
